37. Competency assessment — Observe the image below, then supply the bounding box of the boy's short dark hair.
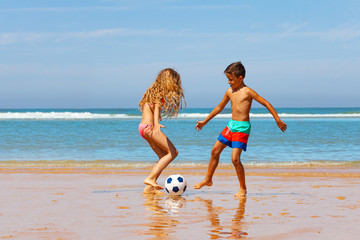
[224,61,246,78]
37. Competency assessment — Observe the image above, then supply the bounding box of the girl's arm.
[195,90,230,131]
[153,103,165,133]
[249,89,287,132]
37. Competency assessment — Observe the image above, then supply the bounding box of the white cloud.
[164,4,251,10]
[0,2,251,12]
[0,28,166,45]
[0,32,46,45]
[217,24,360,42]
[300,24,360,41]
[0,6,131,12]
[0,23,360,45]
[1,23,360,46]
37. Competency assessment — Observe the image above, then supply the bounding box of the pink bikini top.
[143,98,165,108]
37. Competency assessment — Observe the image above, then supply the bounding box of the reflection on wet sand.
[142,194,186,239]
[230,197,248,239]
[195,197,248,239]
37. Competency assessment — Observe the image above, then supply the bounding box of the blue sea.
[0,108,359,167]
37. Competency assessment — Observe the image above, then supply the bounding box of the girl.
[138,68,186,193]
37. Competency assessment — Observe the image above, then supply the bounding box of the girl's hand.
[195,120,207,131]
[153,124,165,135]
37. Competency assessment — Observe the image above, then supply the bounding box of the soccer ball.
[164,174,187,195]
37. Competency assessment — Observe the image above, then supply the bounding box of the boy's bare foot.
[144,178,163,190]
[194,180,213,189]
[234,189,247,198]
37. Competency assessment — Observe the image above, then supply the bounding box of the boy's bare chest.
[229,90,252,120]
[229,89,250,103]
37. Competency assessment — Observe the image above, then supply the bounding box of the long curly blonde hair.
[139,68,186,118]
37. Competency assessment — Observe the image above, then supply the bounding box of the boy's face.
[226,73,244,90]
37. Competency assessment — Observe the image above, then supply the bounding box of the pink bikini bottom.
[138,124,153,139]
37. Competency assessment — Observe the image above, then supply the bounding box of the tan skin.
[141,103,178,194]
[194,73,287,197]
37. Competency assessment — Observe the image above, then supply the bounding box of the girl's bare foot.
[234,189,247,198]
[194,180,213,189]
[144,178,163,190]
[143,185,155,194]
[143,186,165,195]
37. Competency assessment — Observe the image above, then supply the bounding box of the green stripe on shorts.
[226,120,251,135]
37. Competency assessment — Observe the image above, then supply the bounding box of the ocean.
[0,108,359,168]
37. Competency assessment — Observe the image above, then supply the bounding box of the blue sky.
[1,0,359,108]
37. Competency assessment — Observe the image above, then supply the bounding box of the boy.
[194,61,287,197]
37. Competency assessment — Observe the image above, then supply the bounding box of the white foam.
[1,111,359,120]
[177,113,232,119]
[177,113,360,119]
[0,112,141,120]
[276,113,360,118]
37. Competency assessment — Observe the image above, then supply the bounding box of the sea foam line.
[0,112,140,120]
[0,160,358,168]
[178,113,360,119]
[0,112,360,120]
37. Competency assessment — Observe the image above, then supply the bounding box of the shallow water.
[0,108,359,166]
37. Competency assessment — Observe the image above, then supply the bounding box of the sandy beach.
[1,165,359,239]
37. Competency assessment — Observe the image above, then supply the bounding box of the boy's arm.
[195,90,230,131]
[249,89,287,132]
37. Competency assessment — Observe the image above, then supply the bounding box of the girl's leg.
[144,130,178,190]
[143,139,167,194]
[231,148,247,197]
[194,140,227,189]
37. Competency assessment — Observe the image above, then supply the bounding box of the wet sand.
[0,166,359,239]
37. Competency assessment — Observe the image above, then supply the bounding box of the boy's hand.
[277,120,287,132]
[195,120,206,131]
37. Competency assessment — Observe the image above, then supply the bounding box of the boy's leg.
[232,148,247,197]
[194,140,227,189]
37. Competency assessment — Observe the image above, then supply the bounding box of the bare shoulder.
[244,86,259,97]
[224,88,232,97]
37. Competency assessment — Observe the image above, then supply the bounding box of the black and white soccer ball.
[164,174,187,195]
